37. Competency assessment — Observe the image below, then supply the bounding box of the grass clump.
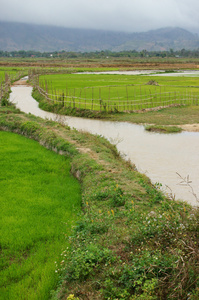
[1,91,11,106]
[145,124,182,133]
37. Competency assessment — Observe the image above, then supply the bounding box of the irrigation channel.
[10,78,199,206]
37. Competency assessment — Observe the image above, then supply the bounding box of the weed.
[177,172,199,203]
[21,120,41,135]
[1,92,11,106]
[67,295,79,300]
[65,244,114,281]
[109,186,126,207]
[75,219,108,235]
[138,176,165,204]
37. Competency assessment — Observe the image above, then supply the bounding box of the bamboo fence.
[0,73,11,105]
[31,74,199,112]
[0,71,27,105]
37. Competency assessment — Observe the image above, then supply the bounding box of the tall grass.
[0,131,81,300]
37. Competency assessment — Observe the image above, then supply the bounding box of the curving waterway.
[10,83,199,206]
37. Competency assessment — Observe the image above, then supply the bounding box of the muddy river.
[10,84,199,206]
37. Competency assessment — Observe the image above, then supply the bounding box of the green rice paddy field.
[0,131,81,300]
[38,73,199,111]
[0,67,22,79]
[0,67,27,85]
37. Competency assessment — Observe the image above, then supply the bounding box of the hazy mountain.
[0,21,199,52]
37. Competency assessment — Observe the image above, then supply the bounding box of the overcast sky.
[1,0,199,33]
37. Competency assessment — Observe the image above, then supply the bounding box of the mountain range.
[0,21,199,52]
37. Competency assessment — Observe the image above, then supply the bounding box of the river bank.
[0,102,199,299]
[9,82,199,206]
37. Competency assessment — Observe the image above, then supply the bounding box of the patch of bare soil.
[179,124,199,132]
[12,79,30,86]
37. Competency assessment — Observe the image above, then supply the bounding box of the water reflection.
[10,85,199,206]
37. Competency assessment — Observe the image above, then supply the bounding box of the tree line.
[1,49,199,58]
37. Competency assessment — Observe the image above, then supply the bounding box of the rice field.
[0,67,23,81]
[37,73,199,111]
[0,131,81,300]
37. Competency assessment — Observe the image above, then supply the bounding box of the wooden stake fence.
[31,74,199,112]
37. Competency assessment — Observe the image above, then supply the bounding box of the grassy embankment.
[0,102,199,299]
[0,130,81,300]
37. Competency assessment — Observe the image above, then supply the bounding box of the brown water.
[10,84,199,206]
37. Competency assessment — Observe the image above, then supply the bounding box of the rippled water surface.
[10,85,199,206]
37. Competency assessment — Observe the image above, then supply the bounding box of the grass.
[0,104,199,300]
[109,105,199,125]
[0,131,81,300]
[144,124,182,133]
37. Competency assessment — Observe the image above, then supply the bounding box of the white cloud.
[0,0,199,32]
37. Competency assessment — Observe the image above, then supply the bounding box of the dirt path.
[12,78,30,86]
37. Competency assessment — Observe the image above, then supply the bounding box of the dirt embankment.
[179,124,199,132]
[12,79,30,86]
